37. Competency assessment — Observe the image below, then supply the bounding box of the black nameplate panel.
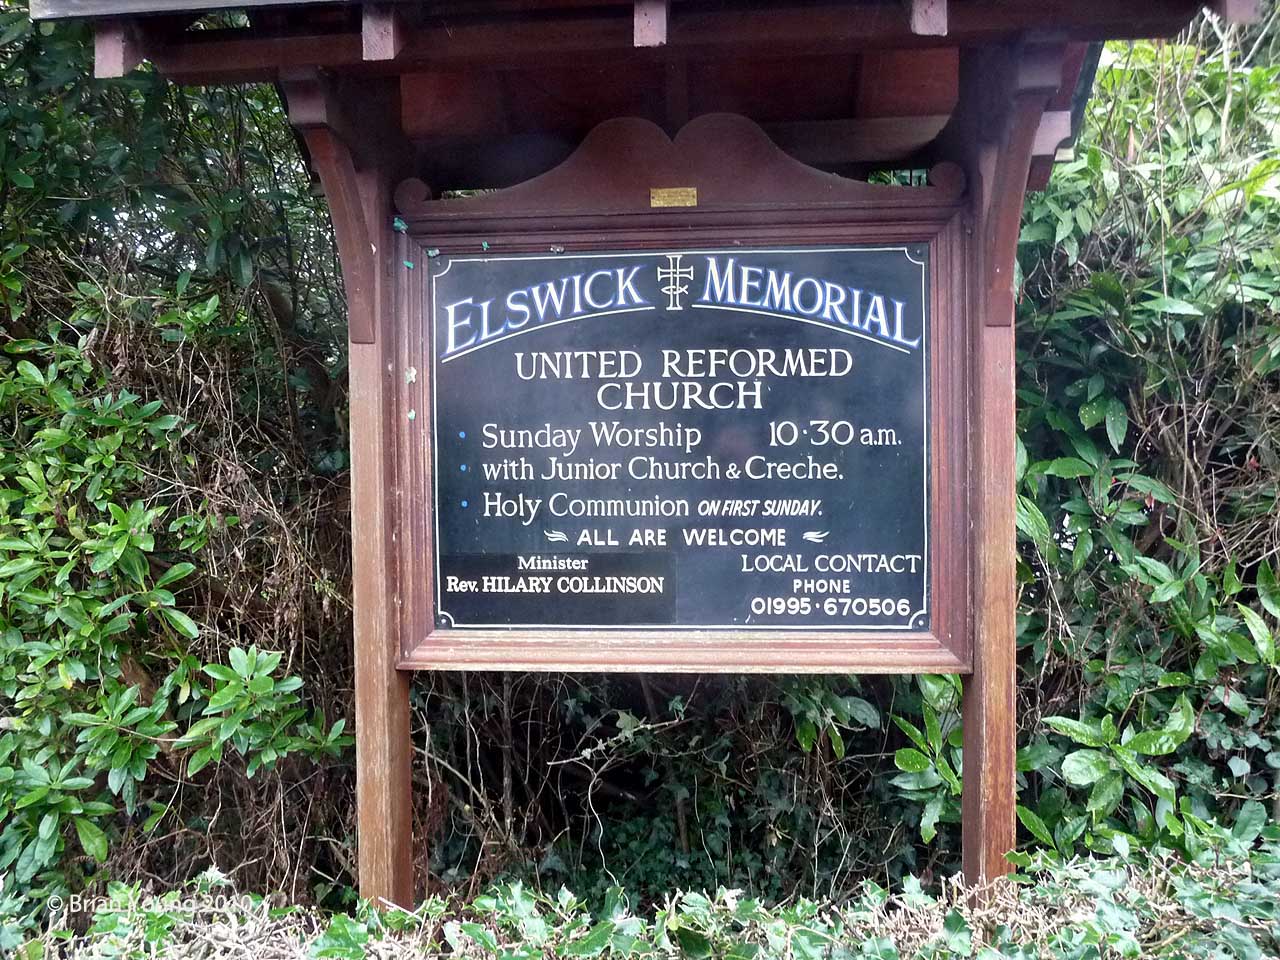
[429,246,930,631]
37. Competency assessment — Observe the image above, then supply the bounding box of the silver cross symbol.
[656,254,695,311]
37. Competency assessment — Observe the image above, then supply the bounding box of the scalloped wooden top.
[395,114,964,220]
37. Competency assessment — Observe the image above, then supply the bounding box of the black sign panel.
[429,246,929,631]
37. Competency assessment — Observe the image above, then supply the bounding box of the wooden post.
[963,299,1019,887]
[283,73,415,909]
[951,44,1064,888]
[347,222,415,907]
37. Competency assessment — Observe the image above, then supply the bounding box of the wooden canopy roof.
[33,0,1238,192]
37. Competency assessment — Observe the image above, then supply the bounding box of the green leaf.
[1017,741,1060,772]
[248,675,274,695]
[460,922,498,952]
[118,547,147,585]
[1113,747,1176,803]
[893,716,927,752]
[1072,532,1094,573]
[1105,399,1128,452]
[1164,693,1194,740]
[1016,496,1052,551]
[920,793,944,844]
[1043,457,1094,479]
[187,745,216,777]
[160,607,200,639]
[842,696,880,729]
[312,914,371,959]
[894,748,932,774]
[1079,396,1109,430]
[1257,561,1280,619]
[1150,579,1185,603]
[1117,473,1177,504]
[0,557,38,577]
[794,718,817,752]
[102,612,134,636]
[1127,698,1194,756]
[1233,800,1267,844]
[1237,604,1275,665]
[563,921,615,957]
[1143,295,1203,316]
[74,817,109,862]
[1016,805,1056,849]
[1044,716,1108,747]
[154,562,196,589]
[204,682,243,712]
[16,360,44,385]
[1086,772,1124,819]
[1062,749,1111,786]
[203,664,238,682]
[828,725,845,760]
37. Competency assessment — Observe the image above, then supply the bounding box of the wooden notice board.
[392,116,970,673]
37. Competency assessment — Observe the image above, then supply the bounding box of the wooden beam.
[363,4,405,61]
[633,0,668,47]
[1207,0,1263,23]
[905,0,947,36]
[142,1,1200,85]
[94,19,141,78]
[856,48,959,118]
[32,0,326,18]
[399,72,508,139]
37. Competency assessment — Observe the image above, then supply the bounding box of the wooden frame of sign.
[390,115,972,674]
[285,46,1066,905]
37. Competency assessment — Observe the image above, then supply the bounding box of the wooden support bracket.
[982,45,1064,328]
[281,71,377,344]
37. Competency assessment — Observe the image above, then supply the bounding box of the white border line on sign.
[429,246,929,632]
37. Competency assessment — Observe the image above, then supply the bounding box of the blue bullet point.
[461,500,469,508]
[460,464,468,472]
[458,430,466,439]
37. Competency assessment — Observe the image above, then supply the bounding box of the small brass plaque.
[650,186,698,208]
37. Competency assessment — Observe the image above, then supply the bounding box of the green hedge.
[14,845,1280,960]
